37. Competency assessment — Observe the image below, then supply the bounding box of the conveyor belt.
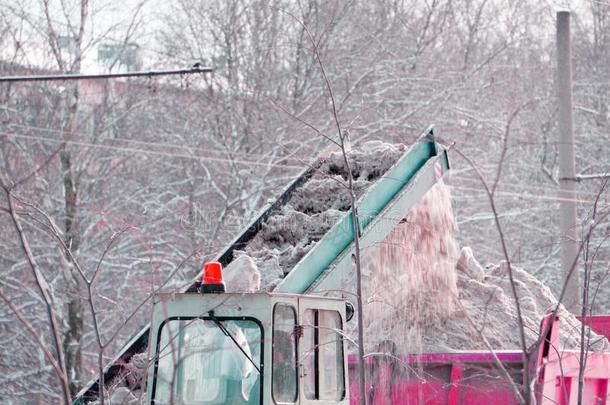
[73,126,450,403]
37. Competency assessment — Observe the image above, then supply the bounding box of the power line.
[0,131,305,170]
[7,123,307,164]
[12,123,608,194]
[450,184,598,205]
[0,66,213,83]
[450,176,607,199]
[4,127,608,203]
[562,173,610,182]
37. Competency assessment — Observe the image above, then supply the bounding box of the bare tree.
[1,1,610,403]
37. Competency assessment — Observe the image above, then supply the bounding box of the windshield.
[152,318,262,405]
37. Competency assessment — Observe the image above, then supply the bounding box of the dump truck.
[75,128,610,404]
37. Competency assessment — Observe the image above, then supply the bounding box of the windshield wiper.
[208,311,261,374]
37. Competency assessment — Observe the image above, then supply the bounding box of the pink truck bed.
[348,351,523,404]
[349,315,610,404]
[536,314,610,405]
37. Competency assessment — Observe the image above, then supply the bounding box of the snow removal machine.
[74,127,610,404]
[73,127,450,404]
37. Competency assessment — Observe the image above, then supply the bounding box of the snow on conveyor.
[224,141,407,291]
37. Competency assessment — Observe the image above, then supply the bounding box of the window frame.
[300,308,346,402]
[150,316,264,405]
[272,303,299,404]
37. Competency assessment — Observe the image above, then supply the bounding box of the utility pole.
[556,10,580,312]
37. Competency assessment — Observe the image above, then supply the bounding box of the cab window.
[272,304,298,403]
[301,309,345,401]
[153,318,262,404]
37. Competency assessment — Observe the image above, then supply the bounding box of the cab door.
[297,297,349,405]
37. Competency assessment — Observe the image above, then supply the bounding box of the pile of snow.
[443,248,608,352]
[366,244,610,353]
[360,183,609,353]
[223,254,261,292]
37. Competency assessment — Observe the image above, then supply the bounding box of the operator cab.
[146,262,349,404]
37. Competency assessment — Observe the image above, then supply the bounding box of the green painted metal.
[308,152,449,294]
[275,129,449,294]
